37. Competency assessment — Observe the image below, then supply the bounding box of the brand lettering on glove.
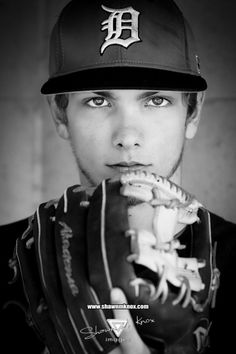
[59,221,79,296]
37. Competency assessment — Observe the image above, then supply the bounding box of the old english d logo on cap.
[100,5,141,54]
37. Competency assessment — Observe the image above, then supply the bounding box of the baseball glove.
[9,171,220,354]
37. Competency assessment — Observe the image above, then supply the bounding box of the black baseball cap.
[41,0,207,94]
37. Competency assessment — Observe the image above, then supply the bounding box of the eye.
[86,97,110,108]
[145,96,170,107]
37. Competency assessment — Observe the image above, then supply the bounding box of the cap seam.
[57,2,73,74]
[118,0,122,62]
[54,24,61,73]
[59,19,65,73]
[181,15,190,70]
[171,1,190,71]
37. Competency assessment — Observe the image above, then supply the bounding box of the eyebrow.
[91,90,161,100]
[91,91,116,99]
[136,91,161,100]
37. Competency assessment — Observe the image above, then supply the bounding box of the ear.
[185,92,205,140]
[47,95,70,140]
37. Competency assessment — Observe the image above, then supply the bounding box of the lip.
[106,161,152,173]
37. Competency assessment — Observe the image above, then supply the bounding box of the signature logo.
[79,320,127,340]
[79,316,155,342]
[80,325,113,340]
[135,316,155,326]
[106,319,128,337]
[100,5,140,54]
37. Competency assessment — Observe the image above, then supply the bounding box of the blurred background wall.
[0,0,235,225]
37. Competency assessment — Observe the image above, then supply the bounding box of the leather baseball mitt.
[9,171,220,354]
[12,185,118,354]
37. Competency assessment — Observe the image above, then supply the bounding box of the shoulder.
[208,211,236,290]
[0,217,30,292]
[0,217,30,286]
[0,217,44,353]
[209,211,236,240]
[0,217,29,252]
[0,217,30,237]
[208,212,236,351]
[209,211,236,267]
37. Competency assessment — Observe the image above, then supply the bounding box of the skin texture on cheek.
[67,114,114,186]
[145,110,187,180]
[166,143,185,179]
[70,142,97,186]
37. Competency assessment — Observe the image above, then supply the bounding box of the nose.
[112,111,144,151]
[112,127,143,150]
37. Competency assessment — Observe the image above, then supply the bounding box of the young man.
[1,0,235,353]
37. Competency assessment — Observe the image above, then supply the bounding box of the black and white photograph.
[0,1,236,353]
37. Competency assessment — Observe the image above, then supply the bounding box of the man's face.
[64,90,193,187]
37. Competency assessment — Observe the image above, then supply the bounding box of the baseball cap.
[41,0,207,94]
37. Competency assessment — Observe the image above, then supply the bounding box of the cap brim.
[41,67,207,94]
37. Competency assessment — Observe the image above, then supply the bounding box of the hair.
[53,91,198,124]
[182,92,198,119]
[54,94,69,124]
